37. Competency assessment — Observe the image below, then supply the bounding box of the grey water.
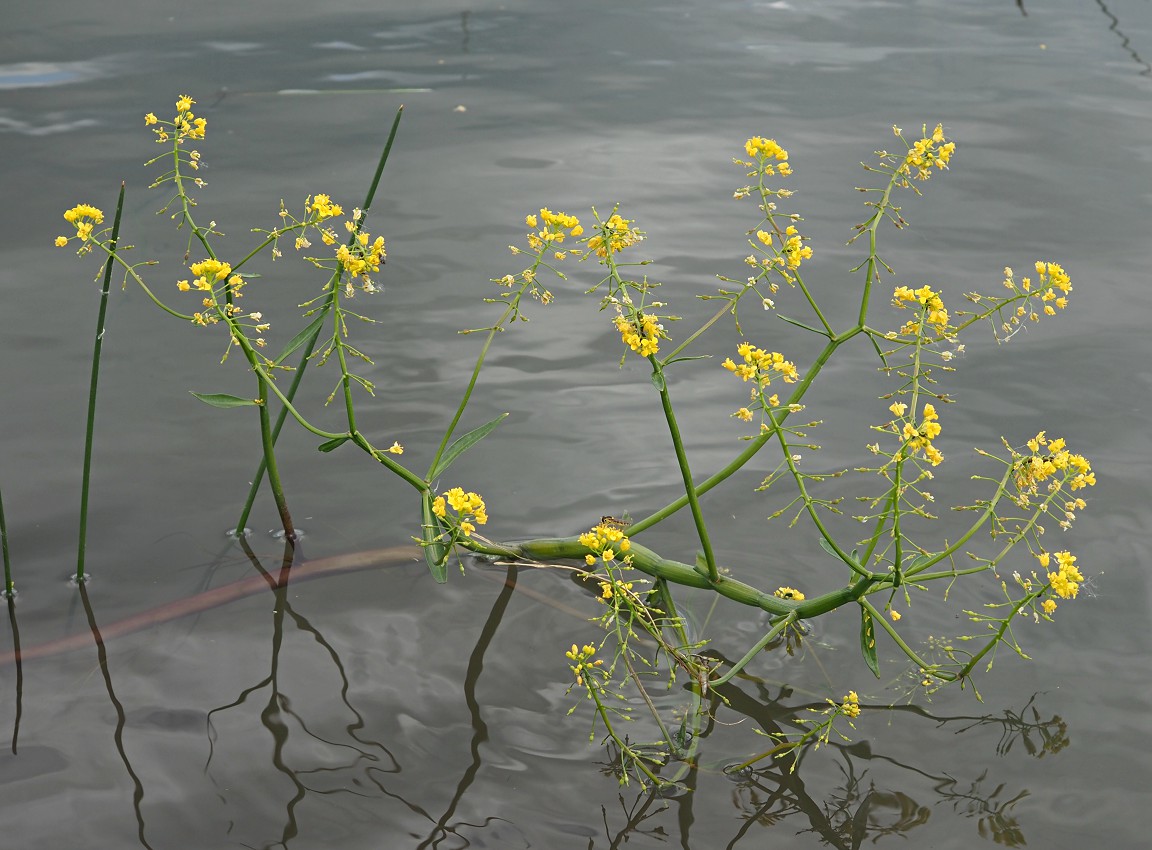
[2,0,1151,846]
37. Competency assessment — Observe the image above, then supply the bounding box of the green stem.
[628,329,859,536]
[653,362,719,582]
[234,107,404,530]
[76,183,126,583]
[859,596,943,676]
[0,469,12,597]
[710,613,795,686]
[428,301,515,479]
[257,374,295,541]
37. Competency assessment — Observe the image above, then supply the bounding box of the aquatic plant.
[48,98,1094,789]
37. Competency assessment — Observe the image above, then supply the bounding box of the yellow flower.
[841,691,861,718]
[176,95,195,113]
[144,112,158,125]
[1042,599,1058,615]
[54,236,69,247]
[889,610,902,622]
[744,136,789,163]
[387,442,404,455]
[309,193,343,220]
[774,586,805,601]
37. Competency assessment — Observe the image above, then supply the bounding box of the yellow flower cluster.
[309,193,344,221]
[56,204,105,245]
[579,522,631,565]
[1043,550,1084,601]
[587,213,643,257]
[431,487,488,537]
[781,226,812,270]
[525,207,583,252]
[893,284,950,335]
[614,313,662,358]
[565,643,603,687]
[894,401,944,466]
[599,578,635,600]
[145,94,207,144]
[1013,432,1095,494]
[840,691,861,718]
[722,342,800,386]
[335,236,386,281]
[1001,262,1073,322]
[188,258,232,288]
[773,586,805,601]
[899,123,954,181]
[743,136,793,177]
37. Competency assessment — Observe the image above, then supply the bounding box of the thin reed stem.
[76,182,126,583]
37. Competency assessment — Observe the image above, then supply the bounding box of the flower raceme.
[145,94,207,145]
[55,204,105,247]
[614,313,662,358]
[525,207,583,253]
[579,522,632,566]
[586,213,642,257]
[898,123,954,181]
[722,342,800,386]
[432,487,488,537]
[893,284,949,335]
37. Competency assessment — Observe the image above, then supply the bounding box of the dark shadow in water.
[1094,0,1152,76]
[205,537,404,849]
[6,596,21,753]
[201,542,531,848]
[78,580,155,850]
[1014,0,1150,75]
[413,561,525,849]
[589,677,1064,849]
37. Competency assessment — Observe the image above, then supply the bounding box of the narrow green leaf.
[421,494,449,583]
[317,436,351,453]
[776,314,829,337]
[660,354,711,367]
[819,536,867,573]
[189,392,260,409]
[274,311,328,366]
[860,605,880,678]
[428,413,509,481]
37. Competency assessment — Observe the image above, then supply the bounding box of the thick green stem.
[257,374,295,541]
[76,183,126,583]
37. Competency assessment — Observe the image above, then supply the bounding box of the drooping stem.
[76,183,126,584]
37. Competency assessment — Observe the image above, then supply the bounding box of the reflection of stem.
[6,596,22,752]
[78,581,155,849]
[415,563,520,849]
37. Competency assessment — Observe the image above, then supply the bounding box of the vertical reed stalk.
[76,182,126,583]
